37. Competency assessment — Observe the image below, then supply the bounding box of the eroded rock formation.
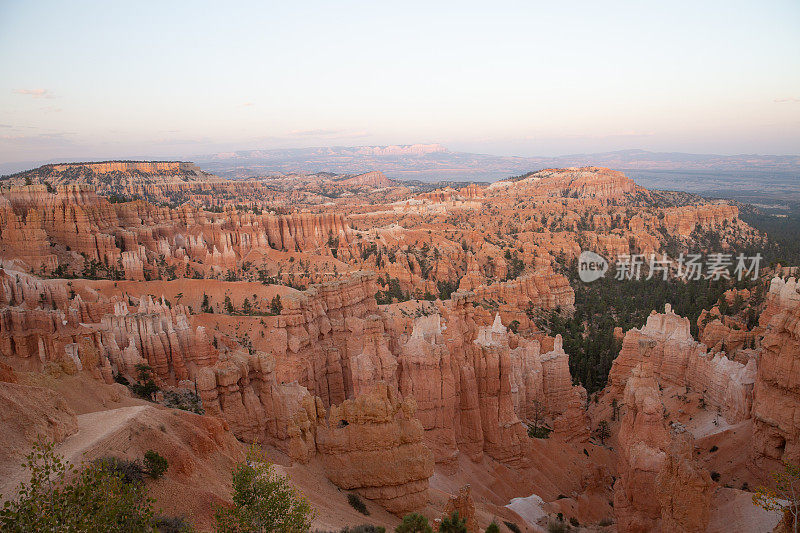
[607,304,755,423]
[613,362,669,532]
[752,277,800,465]
[316,383,434,514]
[656,432,713,533]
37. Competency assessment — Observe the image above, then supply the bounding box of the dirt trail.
[0,405,147,497]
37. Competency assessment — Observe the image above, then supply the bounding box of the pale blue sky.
[0,0,798,163]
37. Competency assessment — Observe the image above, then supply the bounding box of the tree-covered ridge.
[536,270,750,394]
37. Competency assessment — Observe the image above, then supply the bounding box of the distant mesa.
[339,170,395,188]
[3,160,208,181]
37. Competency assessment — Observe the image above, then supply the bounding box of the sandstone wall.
[607,304,755,423]
[752,277,800,465]
[613,362,668,532]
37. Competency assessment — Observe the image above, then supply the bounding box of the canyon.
[0,161,795,532]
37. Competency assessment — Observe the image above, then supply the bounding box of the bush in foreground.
[214,445,314,532]
[0,438,155,532]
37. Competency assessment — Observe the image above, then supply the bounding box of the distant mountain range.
[3,145,798,202]
[191,144,797,177]
[191,145,800,202]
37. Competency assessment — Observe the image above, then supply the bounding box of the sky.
[0,0,799,165]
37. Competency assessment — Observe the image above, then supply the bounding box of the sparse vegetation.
[595,420,611,445]
[438,511,467,533]
[144,450,169,479]
[214,445,314,533]
[347,493,370,516]
[753,461,800,533]
[154,515,195,533]
[546,518,567,533]
[130,362,159,400]
[395,513,433,533]
[0,438,156,532]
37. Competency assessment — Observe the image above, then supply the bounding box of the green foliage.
[438,511,467,533]
[527,424,552,439]
[163,389,204,415]
[0,438,155,532]
[738,203,800,267]
[485,522,500,533]
[595,420,610,445]
[376,275,409,304]
[144,450,169,479]
[538,260,747,393]
[347,493,369,516]
[395,513,433,533]
[214,445,314,533]
[201,293,213,313]
[340,526,385,533]
[130,362,159,399]
[436,279,459,300]
[154,515,195,532]
[753,461,800,532]
[504,250,525,281]
[270,294,283,315]
[80,257,125,280]
[97,456,145,484]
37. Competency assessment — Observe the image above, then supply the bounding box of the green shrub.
[485,522,499,533]
[439,511,467,533]
[130,363,159,399]
[347,493,370,516]
[144,450,169,479]
[96,456,145,484]
[527,424,552,439]
[163,389,204,414]
[155,514,195,532]
[270,294,283,315]
[396,513,433,533]
[341,526,385,533]
[214,445,314,532]
[0,438,154,532]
